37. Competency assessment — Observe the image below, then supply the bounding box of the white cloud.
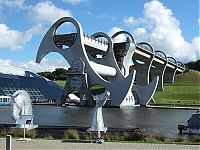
[0,0,27,19]
[108,27,127,43]
[0,23,43,50]
[191,36,200,58]
[0,0,25,8]
[0,1,72,51]
[24,59,68,73]
[0,0,74,52]
[26,24,45,35]
[29,1,72,24]
[62,0,89,5]
[0,24,31,50]
[133,28,147,42]
[124,17,140,26]
[0,59,68,73]
[122,0,199,62]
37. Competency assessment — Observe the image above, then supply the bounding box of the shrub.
[26,129,37,138]
[191,135,200,142]
[0,128,9,136]
[122,132,130,141]
[123,129,147,141]
[154,133,166,142]
[64,129,80,140]
[80,132,94,140]
[9,129,37,138]
[109,133,120,141]
[11,129,23,137]
[144,135,159,142]
[45,134,54,140]
[103,133,111,141]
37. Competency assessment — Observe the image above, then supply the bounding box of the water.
[0,105,197,140]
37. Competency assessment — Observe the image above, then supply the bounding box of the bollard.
[6,135,12,150]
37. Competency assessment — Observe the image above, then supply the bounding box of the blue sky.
[0,0,199,72]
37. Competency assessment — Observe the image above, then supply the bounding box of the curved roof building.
[0,65,63,102]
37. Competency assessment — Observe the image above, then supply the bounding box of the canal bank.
[145,105,200,110]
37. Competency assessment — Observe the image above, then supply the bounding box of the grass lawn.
[54,80,66,87]
[154,85,200,105]
[154,70,200,105]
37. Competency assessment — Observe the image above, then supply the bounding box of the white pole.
[23,124,26,140]
[97,108,101,140]
[97,124,101,139]
[23,100,26,140]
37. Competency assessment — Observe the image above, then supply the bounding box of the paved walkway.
[0,138,199,150]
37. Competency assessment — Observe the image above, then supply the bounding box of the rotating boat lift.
[36,17,185,107]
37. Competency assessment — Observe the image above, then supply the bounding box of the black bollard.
[6,135,12,150]
[179,129,183,134]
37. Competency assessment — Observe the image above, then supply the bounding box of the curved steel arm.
[91,32,113,54]
[155,50,167,60]
[167,56,177,65]
[136,42,155,54]
[177,61,186,70]
[111,31,136,77]
[111,31,136,44]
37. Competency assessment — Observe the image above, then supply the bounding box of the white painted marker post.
[6,135,12,150]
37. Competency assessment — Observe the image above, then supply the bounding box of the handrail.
[111,31,136,44]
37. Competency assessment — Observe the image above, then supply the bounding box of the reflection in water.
[0,105,196,140]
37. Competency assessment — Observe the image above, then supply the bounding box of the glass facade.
[0,72,63,102]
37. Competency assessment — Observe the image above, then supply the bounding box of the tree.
[52,68,68,80]
[37,68,70,81]
[185,60,200,72]
[37,72,55,80]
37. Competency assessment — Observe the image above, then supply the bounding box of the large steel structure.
[36,17,185,107]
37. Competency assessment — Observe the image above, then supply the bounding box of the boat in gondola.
[0,96,11,106]
[178,111,200,134]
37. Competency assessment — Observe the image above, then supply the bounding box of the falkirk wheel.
[36,17,185,107]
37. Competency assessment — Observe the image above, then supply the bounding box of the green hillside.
[154,70,200,105]
[170,70,200,86]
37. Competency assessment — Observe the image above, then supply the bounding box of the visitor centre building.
[0,65,62,103]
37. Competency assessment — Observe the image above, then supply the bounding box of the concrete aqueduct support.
[132,42,155,85]
[164,57,178,83]
[150,50,168,91]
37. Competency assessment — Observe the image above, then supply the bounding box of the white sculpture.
[11,90,38,141]
[88,91,110,143]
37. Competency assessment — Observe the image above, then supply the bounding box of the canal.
[0,105,197,140]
